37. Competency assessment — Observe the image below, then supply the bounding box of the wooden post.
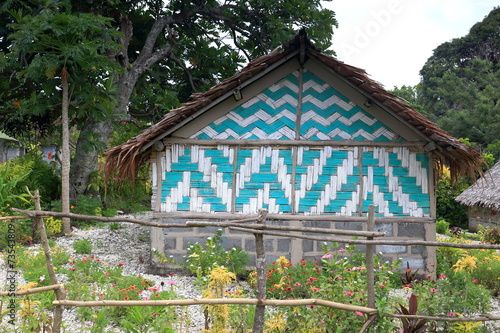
[253,209,268,333]
[29,189,66,333]
[366,205,375,309]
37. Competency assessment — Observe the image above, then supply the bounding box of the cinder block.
[335,222,363,231]
[183,237,209,248]
[411,245,427,256]
[303,239,313,252]
[222,237,242,249]
[374,223,394,237]
[397,223,425,238]
[378,245,407,254]
[164,238,176,250]
[400,257,425,270]
[277,239,291,252]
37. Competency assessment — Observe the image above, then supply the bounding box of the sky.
[322,0,498,89]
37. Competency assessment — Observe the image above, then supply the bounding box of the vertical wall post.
[366,205,375,309]
[253,209,268,333]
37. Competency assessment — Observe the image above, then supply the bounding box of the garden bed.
[1,212,500,332]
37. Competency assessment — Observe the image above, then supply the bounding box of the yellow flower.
[453,255,477,273]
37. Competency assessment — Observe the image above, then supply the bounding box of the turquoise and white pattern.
[192,70,400,142]
[155,69,430,216]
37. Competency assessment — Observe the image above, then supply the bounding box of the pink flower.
[355,311,364,316]
[430,288,438,292]
[439,275,447,279]
[103,272,111,276]
[166,281,177,285]
[293,283,302,286]
[338,248,347,252]
[321,253,333,259]
[118,263,126,266]
[142,296,150,300]
[344,291,354,296]
[448,312,457,317]
[149,286,160,292]
[472,279,479,283]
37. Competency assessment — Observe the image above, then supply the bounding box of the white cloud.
[323,0,498,88]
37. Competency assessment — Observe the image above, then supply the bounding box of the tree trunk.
[61,67,71,234]
[69,70,138,199]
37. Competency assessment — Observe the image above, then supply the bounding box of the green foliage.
[436,219,450,235]
[436,172,469,228]
[0,217,34,249]
[182,229,250,277]
[479,226,500,245]
[0,161,31,213]
[418,7,500,152]
[72,238,93,254]
[14,244,70,287]
[44,216,62,237]
[250,244,401,332]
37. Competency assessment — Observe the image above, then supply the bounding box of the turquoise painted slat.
[198,188,215,196]
[203,197,222,204]
[171,164,198,171]
[217,165,234,173]
[165,172,183,181]
[239,189,258,197]
[177,203,190,210]
[210,204,227,211]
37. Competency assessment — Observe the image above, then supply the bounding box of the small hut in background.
[456,161,500,231]
[0,131,24,163]
[105,30,484,273]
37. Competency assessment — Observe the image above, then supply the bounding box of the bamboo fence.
[5,204,500,333]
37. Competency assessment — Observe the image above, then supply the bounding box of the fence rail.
[5,200,500,333]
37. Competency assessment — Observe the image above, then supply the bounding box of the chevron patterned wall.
[155,69,430,217]
[157,144,430,217]
[192,70,400,142]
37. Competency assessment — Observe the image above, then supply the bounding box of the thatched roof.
[105,30,484,183]
[456,161,500,210]
[0,131,18,142]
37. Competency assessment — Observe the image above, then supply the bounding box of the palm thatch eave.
[456,161,500,210]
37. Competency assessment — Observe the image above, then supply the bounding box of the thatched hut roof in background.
[456,161,500,210]
[104,30,485,183]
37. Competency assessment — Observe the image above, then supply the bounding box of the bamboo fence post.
[253,209,268,333]
[366,205,375,309]
[29,189,66,333]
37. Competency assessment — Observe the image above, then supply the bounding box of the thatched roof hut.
[104,30,484,184]
[456,161,500,211]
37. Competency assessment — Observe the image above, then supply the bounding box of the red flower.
[310,287,321,291]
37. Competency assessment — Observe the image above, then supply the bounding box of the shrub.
[182,229,249,277]
[436,219,450,235]
[44,216,62,237]
[479,226,500,244]
[73,238,93,254]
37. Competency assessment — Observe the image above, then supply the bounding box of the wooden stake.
[28,189,65,333]
[253,209,268,333]
[366,205,375,309]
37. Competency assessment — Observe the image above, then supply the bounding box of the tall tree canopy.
[418,7,500,156]
[0,0,337,198]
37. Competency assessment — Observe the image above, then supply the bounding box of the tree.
[1,0,338,199]
[6,5,122,233]
[418,7,500,154]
